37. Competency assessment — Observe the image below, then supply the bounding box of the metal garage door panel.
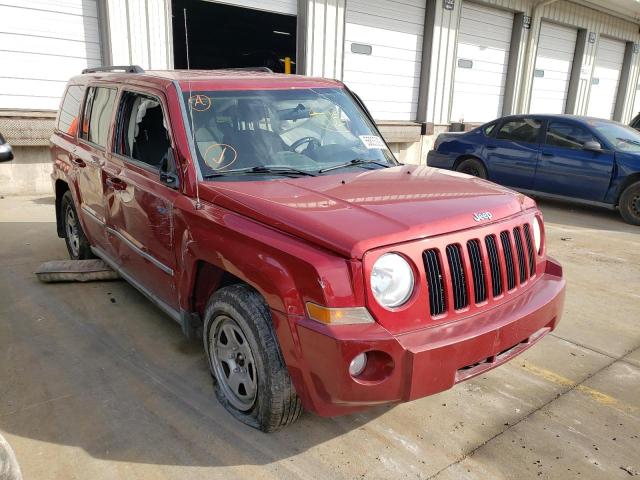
[343,0,426,121]
[450,2,514,123]
[587,37,626,120]
[633,83,640,117]
[530,22,577,114]
[0,1,101,110]
[209,0,297,15]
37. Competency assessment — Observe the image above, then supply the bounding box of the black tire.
[60,191,94,260]
[619,181,640,226]
[203,284,303,432]
[456,158,487,179]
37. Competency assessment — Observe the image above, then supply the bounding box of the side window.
[80,87,117,148]
[495,119,542,143]
[483,122,497,136]
[57,85,85,136]
[546,122,597,149]
[114,92,171,169]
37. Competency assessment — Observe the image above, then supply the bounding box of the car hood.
[198,165,534,258]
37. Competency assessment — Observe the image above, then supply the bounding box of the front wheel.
[60,191,94,259]
[619,181,640,225]
[204,284,302,432]
[456,158,487,179]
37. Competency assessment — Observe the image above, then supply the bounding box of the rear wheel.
[619,181,640,225]
[456,158,487,179]
[204,284,302,432]
[61,191,94,260]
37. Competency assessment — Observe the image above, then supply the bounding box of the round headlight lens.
[371,253,414,308]
[533,216,543,254]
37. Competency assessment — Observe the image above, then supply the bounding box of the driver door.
[104,89,181,310]
[535,120,614,201]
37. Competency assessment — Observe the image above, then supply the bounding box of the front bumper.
[280,257,565,417]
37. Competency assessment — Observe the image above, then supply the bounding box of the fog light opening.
[349,352,368,377]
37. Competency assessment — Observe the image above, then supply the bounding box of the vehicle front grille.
[446,244,468,310]
[467,239,486,303]
[523,223,536,276]
[423,221,537,317]
[423,249,446,316]
[485,235,502,297]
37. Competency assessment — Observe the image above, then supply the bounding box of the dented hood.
[199,165,534,258]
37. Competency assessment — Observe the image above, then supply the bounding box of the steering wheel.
[290,136,321,153]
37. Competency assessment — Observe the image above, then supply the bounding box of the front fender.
[173,195,361,317]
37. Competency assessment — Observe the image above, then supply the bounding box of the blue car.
[427,114,640,225]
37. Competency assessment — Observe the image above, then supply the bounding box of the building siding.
[0,0,102,110]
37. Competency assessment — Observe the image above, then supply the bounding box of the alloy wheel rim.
[65,206,80,257]
[210,315,257,411]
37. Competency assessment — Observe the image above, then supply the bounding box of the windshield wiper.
[204,165,317,178]
[318,158,392,174]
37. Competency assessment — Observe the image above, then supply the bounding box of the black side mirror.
[583,140,602,152]
[159,152,179,188]
[0,142,14,162]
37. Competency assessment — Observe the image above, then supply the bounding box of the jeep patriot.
[50,65,566,431]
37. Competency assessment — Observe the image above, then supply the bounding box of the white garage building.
[1,0,639,194]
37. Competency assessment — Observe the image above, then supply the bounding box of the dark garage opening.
[172,0,297,73]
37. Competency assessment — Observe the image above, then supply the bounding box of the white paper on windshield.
[359,135,388,150]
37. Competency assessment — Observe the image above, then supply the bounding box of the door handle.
[106,177,127,191]
[486,145,497,150]
[541,152,554,157]
[69,154,86,168]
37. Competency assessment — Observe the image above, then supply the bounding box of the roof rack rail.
[225,67,274,73]
[82,65,145,74]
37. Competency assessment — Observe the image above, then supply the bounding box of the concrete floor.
[0,195,638,480]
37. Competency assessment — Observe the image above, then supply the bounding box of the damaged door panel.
[104,89,181,309]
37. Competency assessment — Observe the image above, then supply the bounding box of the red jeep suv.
[50,65,566,431]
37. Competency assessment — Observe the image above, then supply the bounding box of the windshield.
[182,88,397,179]
[591,121,640,153]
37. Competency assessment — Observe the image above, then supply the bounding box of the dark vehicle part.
[0,132,14,162]
[619,181,640,225]
[204,284,302,432]
[456,157,487,179]
[61,191,94,260]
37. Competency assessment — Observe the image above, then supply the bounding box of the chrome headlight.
[371,253,414,308]
[533,216,543,254]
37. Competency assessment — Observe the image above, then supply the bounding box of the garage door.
[586,37,626,119]
[343,0,426,121]
[450,2,514,123]
[209,0,296,15]
[0,0,102,110]
[529,22,577,114]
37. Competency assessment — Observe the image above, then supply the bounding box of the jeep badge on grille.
[473,212,493,222]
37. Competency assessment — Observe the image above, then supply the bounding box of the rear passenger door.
[75,85,117,253]
[536,120,614,201]
[104,90,181,310]
[484,118,543,189]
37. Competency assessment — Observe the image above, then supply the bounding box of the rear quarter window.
[57,85,86,137]
[496,119,542,143]
[80,86,117,149]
